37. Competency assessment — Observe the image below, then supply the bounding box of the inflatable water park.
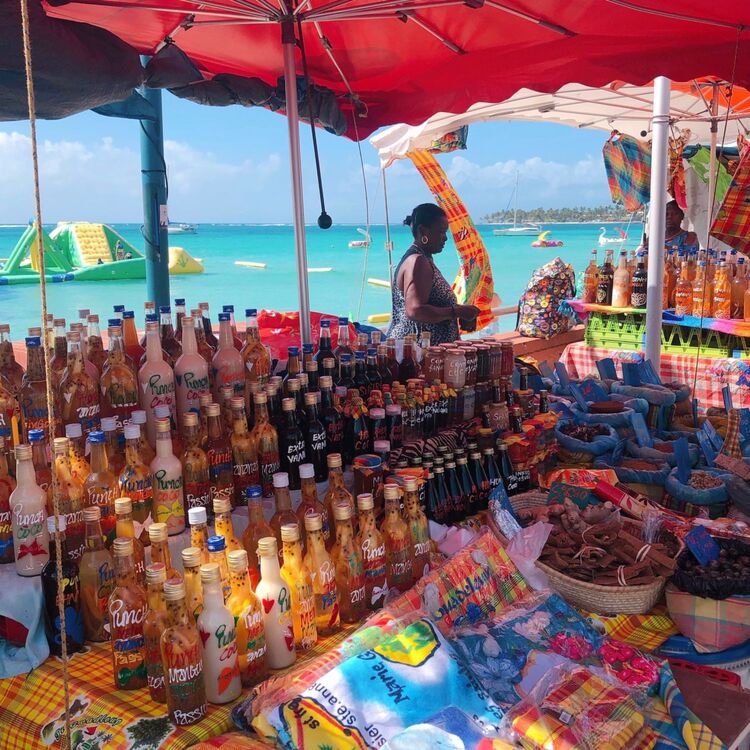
[0,222,204,284]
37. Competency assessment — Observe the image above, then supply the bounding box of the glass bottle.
[456,454,477,518]
[114,497,146,585]
[230,397,258,504]
[375,344,392,387]
[108,537,148,690]
[674,261,693,317]
[297,463,329,545]
[303,513,339,636]
[0,323,24,392]
[714,261,731,320]
[314,318,334,367]
[221,304,243,350]
[41,515,84,656]
[83,430,118,541]
[611,249,630,307]
[250,393,280,497]
[212,312,245,401]
[365,348,382,394]
[269,472,296,552]
[337,354,354,389]
[321,357,336,382]
[138,320,177,448]
[79,505,115,642]
[353,351,370,399]
[380,485,413,592]
[595,248,615,305]
[19,336,58,438]
[118,423,153,545]
[0,437,15,564]
[323,453,354,535]
[287,378,307,434]
[207,535,232,601]
[403,476,430,581]
[173,298,187,341]
[356,493,387,611]
[99,327,136,436]
[138,313,173,370]
[469,450,490,511]
[283,346,302,396]
[181,547,204,621]
[304,358,319,394]
[130,410,156,465]
[425,468,448,525]
[333,316,354,365]
[206,403,234,507]
[319,376,343,457]
[219,385,235,440]
[582,248,598,303]
[60,331,100,437]
[140,302,154,346]
[149,521,178,579]
[11,443,50,576]
[63,422,90,487]
[199,301,220,351]
[330,502,366,624]
[28,429,51,502]
[399,335,420,381]
[161,579,208,725]
[280,523,317,650]
[242,486,273,589]
[693,259,714,318]
[226,549,268,686]
[174,315,210,431]
[159,305,183,364]
[383,338,399,381]
[254,536,296,668]
[279,397,306,490]
[150,418,185,534]
[122,310,146,365]
[197,562,242,704]
[731,257,747,319]
[191,308,216,373]
[143,562,169,702]
[241,308,271,388]
[187,506,210,564]
[181,412,211,519]
[214,495,243,555]
[52,437,85,563]
[50,318,68,385]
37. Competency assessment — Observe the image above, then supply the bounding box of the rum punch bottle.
[280,523,317,651]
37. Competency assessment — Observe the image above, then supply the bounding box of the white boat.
[167,223,197,234]
[348,227,371,248]
[491,172,540,236]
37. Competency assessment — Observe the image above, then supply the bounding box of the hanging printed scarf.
[602,131,652,212]
[669,130,691,209]
[407,150,496,331]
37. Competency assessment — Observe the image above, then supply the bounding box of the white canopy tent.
[371,78,747,369]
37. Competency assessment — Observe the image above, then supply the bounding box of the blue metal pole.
[138,66,170,308]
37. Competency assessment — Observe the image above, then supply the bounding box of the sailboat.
[492,172,541,236]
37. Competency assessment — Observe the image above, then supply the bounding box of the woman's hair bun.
[403,214,413,227]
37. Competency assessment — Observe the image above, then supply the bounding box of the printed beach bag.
[517,257,576,339]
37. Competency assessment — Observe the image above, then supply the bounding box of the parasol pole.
[645,76,670,371]
[382,167,394,282]
[705,83,719,249]
[282,17,312,345]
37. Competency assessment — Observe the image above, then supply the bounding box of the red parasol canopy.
[44,0,750,140]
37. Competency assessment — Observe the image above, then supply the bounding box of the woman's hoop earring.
[421,235,429,245]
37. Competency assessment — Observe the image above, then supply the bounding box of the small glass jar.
[475,344,490,384]
[461,346,478,387]
[500,342,514,378]
[488,402,509,432]
[423,347,444,384]
[489,344,502,379]
[443,348,466,388]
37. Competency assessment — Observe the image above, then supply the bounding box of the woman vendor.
[387,203,480,345]
[664,199,698,251]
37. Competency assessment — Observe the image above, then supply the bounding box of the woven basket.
[492,491,677,615]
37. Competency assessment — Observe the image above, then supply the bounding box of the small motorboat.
[531,230,563,248]
[348,228,370,248]
[167,223,197,234]
[598,226,627,245]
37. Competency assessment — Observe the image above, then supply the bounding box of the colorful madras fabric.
[584,606,679,652]
[407,150,496,331]
[603,132,652,212]
[192,732,270,749]
[711,134,750,254]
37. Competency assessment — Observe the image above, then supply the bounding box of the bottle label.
[142,373,176,412]
[259,450,280,495]
[233,459,259,488]
[120,474,154,519]
[110,599,147,688]
[387,536,413,588]
[163,640,208,725]
[184,480,211,511]
[324,416,343,449]
[241,608,268,679]
[180,371,210,400]
[307,429,327,453]
[283,438,306,468]
[153,469,184,525]
[295,582,317,650]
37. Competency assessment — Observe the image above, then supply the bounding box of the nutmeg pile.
[673,539,750,599]
[517,499,678,586]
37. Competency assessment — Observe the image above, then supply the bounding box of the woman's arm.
[401,254,455,323]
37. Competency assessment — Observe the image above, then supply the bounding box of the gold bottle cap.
[230,396,244,410]
[146,562,167,584]
[404,477,418,491]
[332,501,352,521]
[206,403,221,417]
[280,523,300,542]
[155,417,171,433]
[163,578,186,601]
[183,412,199,427]
[220,385,234,399]
[14,444,32,461]
[281,397,296,412]
[323,357,335,369]
[199,394,213,407]
[254,392,268,405]
[181,547,202,568]
[149,522,168,543]
[305,359,318,372]
[114,497,132,514]
[319,375,333,388]
[53,317,66,327]
[469,451,482,459]
[213,496,232,515]
[356,493,374,511]
[53,437,70,454]
[304,512,323,531]
[83,506,101,522]
[304,392,317,406]
[383,484,401,501]
[199,562,221,584]
[227,549,249,572]
[327,453,342,468]
[482,447,494,455]
[256,536,278,557]
[287,379,300,393]
[112,537,134,557]
[88,314,99,323]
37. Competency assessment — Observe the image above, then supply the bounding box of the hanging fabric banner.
[602,131,652,212]
[711,134,750,254]
[407,149,496,331]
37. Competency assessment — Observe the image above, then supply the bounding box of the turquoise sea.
[0,221,643,335]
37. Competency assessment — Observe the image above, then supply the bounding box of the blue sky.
[0,93,614,224]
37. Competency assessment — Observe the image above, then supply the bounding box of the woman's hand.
[455,304,480,320]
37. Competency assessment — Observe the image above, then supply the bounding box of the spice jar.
[475,344,490,384]
[443,348,466,389]
[422,347,444,384]
[385,404,402,449]
[461,346,478,387]
[500,342,514,378]
[489,343,502,379]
